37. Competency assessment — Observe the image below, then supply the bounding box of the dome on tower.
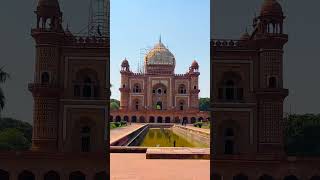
[145,40,175,66]
[37,0,60,9]
[191,60,199,69]
[121,58,129,68]
[240,31,250,40]
[260,0,283,17]
[36,0,61,17]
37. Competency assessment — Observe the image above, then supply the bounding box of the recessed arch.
[44,171,60,180]
[41,72,50,84]
[149,116,155,123]
[81,126,91,152]
[69,171,85,180]
[233,173,248,180]
[0,170,9,180]
[174,117,180,123]
[165,117,171,123]
[18,171,35,180]
[115,116,121,122]
[191,117,197,124]
[157,117,163,123]
[131,116,137,123]
[183,117,188,124]
[284,175,298,180]
[139,116,146,123]
[259,174,274,180]
[310,176,320,180]
[133,83,142,93]
[178,84,187,94]
[124,116,129,122]
[212,174,222,180]
[94,171,107,180]
[268,76,277,88]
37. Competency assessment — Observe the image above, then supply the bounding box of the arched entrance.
[212,174,222,180]
[139,116,146,123]
[18,171,35,180]
[94,171,107,180]
[183,117,188,124]
[198,117,204,122]
[165,117,171,123]
[149,116,155,123]
[259,174,274,180]
[124,116,129,122]
[44,171,60,180]
[115,116,121,122]
[310,176,320,180]
[233,174,248,180]
[284,175,298,180]
[0,170,9,180]
[174,117,180,123]
[131,116,137,123]
[191,117,196,124]
[69,171,85,180]
[157,117,163,123]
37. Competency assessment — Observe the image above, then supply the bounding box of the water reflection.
[139,128,208,148]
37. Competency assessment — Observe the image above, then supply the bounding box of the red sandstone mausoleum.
[110,39,209,124]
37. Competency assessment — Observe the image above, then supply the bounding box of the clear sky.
[110,0,210,100]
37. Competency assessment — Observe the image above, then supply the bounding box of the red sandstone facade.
[211,0,320,179]
[0,0,109,179]
[111,39,209,123]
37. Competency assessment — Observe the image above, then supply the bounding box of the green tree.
[285,114,320,156]
[0,67,10,114]
[0,128,31,151]
[110,99,120,111]
[199,98,210,111]
[0,117,32,142]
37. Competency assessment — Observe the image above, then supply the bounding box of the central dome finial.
[144,38,175,66]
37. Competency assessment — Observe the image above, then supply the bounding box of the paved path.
[110,124,145,144]
[185,124,210,134]
[111,153,210,180]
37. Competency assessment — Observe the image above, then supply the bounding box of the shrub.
[115,122,121,127]
[193,122,203,128]
[110,123,117,129]
[120,121,127,126]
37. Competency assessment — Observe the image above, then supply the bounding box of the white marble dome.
[145,40,175,66]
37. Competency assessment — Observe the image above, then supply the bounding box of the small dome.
[260,0,283,17]
[191,60,199,69]
[38,0,60,9]
[145,40,175,66]
[36,0,61,17]
[121,58,129,67]
[64,26,73,36]
[240,32,250,40]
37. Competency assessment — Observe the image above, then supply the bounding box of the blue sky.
[110,0,210,100]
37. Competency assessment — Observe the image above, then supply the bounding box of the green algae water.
[139,128,208,148]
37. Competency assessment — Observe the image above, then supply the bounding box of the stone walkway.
[110,124,145,144]
[110,153,210,180]
[185,124,210,134]
[110,124,210,180]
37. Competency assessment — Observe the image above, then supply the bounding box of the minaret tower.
[189,60,200,110]
[253,0,288,154]
[119,59,131,110]
[29,0,64,152]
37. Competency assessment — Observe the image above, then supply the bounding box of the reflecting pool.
[139,128,208,148]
